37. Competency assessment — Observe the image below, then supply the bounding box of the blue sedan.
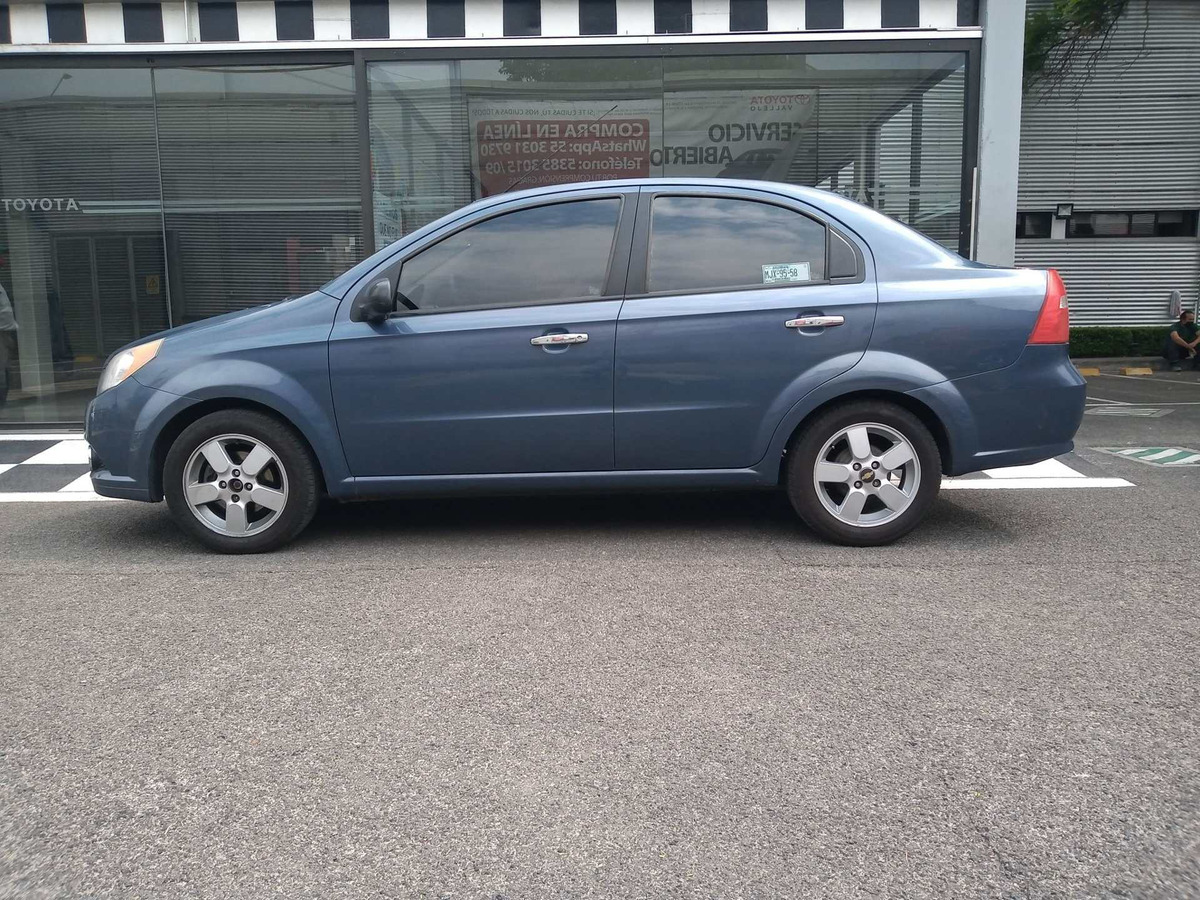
[85,179,1084,552]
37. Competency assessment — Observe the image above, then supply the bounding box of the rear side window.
[647,195,827,294]
[397,198,621,313]
[829,230,859,280]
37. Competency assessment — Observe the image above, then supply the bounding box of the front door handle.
[531,333,589,346]
[785,315,845,329]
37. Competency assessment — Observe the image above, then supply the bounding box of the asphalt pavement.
[2,372,1199,899]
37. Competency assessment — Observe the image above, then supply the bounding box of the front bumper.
[85,377,187,502]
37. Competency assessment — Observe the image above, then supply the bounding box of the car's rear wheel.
[785,400,941,546]
[163,410,319,554]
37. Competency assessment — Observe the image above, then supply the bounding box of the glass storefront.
[368,51,967,247]
[0,43,970,426]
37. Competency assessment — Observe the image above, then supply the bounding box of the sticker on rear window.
[761,262,811,284]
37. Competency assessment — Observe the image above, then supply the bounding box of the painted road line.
[981,459,1084,479]
[0,433,84,441]
[21,440,90,465]
[0,492,115,502]
[942,477,1133,490]
[1096,373,1200,387]
[1084,407,1171,417]
[0,464,13,477]
[1097,447,1200,467]
[59,472,97,492]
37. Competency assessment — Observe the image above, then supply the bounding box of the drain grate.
[1095,447,1200,466]
[1085,407,1172,417]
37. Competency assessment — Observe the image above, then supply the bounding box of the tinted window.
[881,0,918,27]
[350,0,388,37]
[1016,211,1052,239]
[47,3,87,42]
[504,0,540,35]
[648,196,826,294]
[1068,210,1200,238]
[578,0,616,34]
[0,5,10,43]
[198,1,238,40]
[654,0,690,33]
[275,0,314,39]
[729,0,766,31]
[427,0,465,36]
[122,2,163,41]
[829,231,858,279]
[805,0,842,29]
[397,199,621,313]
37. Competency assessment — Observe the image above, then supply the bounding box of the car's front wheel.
[785,400,941,546]
[163,410,320,554]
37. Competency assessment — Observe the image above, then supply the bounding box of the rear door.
[614,187,876,471]
[328,191,635,476]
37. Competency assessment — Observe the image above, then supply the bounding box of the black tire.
[785,400,941,546]
[163,409,320,554]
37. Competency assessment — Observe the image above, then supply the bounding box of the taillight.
[1028,268,1070,344]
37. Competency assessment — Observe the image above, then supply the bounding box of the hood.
[111,292,325,357]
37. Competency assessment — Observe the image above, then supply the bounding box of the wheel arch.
[148,398,329,501]
[776,389,953,486]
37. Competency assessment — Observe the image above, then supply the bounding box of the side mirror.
[352,278,395,324]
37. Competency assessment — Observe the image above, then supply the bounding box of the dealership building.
[0,0,1194,427]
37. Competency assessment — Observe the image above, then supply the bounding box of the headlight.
[96,339,163,395]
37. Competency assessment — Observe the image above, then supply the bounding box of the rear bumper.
[908,344,1086,477]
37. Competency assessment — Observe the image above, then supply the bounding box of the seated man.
[1164,310,1199,372]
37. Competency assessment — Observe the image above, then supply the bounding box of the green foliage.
[1024,0,1133,92]
[1069,326,1167,358]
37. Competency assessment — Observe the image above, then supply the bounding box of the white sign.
[467,89,820,196]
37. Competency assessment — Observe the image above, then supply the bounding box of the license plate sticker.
[761,262,811,284]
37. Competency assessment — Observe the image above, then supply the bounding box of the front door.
[329,193,634,476]
[615,190,877,471]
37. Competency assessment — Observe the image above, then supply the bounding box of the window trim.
[625,188,865,301]
[354,192,636,319]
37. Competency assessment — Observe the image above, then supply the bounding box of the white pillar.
[920,0,957,28]
[464,0,503,36]
[162,1,189,41]
[390,0,428,38]
[84,3,126,42]
[616,0,654,35]
[843,0,881,29]
[312,0,352,39]
[9,3,49,43]
[691,0,728,33]
[975,0,1026,265]
[238,0,279,39]
[542,0,580,35]
[767,0,803,31]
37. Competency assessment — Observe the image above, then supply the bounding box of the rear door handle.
[785,315,845,329]
[531,332,589,346]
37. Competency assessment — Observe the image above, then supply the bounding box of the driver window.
[396,198,621,313]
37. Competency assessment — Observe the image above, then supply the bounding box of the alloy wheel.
[182,433,289,537]
[811,422,921,528]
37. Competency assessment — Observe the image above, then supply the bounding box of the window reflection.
[367,51,968,253]
[0,68,162,425]
[647,196,827,293]
[397,199,620,311]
